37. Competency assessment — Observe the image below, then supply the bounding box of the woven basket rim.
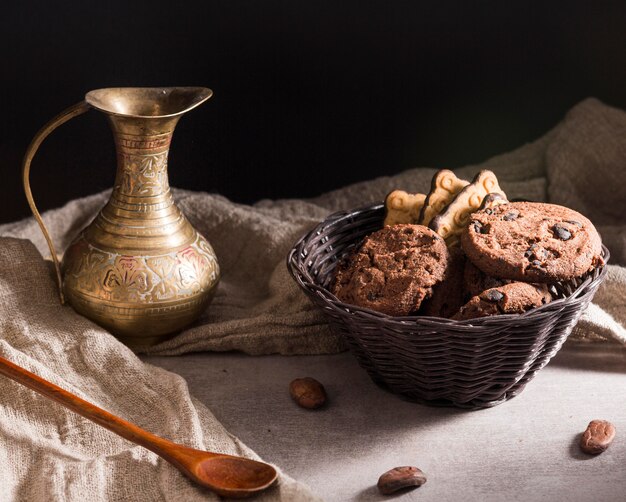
[287,203,610,329]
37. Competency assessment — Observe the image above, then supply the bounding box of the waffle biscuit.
[429,170,506,246]
[383,190,427,226]
[418,169,469,226]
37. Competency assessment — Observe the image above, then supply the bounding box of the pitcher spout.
[85,87,212,119]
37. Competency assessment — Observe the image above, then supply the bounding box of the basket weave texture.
[287,204,609,409]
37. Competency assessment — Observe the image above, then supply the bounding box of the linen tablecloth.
[0,97,624,501]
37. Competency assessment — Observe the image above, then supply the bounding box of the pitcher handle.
[21,101,92,305]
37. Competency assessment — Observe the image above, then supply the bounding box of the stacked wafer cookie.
[384,169,508,246]
[332,169,604,320]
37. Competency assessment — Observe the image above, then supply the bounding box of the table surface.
[143,342,626,502]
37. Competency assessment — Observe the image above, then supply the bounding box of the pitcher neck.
[109,115,180,200]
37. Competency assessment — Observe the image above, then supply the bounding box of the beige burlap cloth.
[0,98,624,501]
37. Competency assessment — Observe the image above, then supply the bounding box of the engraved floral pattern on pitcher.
[145,255,178,301]
[64,234,219,306]
[176,247,210,294]
[63,238,108,295]
[118,151,169,196]
[102,256,152,302]
[197,238,220,283]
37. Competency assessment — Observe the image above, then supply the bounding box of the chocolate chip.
[525,244,548,261]
[485,208,493,215]
[484,290,504,302]
[503,211,519,221]
[472,221,490,234]
[553,225,572,241]
[528,243,539,254]
[527,259,545,271]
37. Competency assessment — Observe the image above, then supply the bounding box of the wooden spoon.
[0,355,277,498]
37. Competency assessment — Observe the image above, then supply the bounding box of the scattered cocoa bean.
[580,419,616,454]
[289,377,326,409]
[377,466,426,495]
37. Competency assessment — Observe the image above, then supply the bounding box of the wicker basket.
[287,203,609,409]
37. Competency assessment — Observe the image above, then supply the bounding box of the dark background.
[1,1,626,224]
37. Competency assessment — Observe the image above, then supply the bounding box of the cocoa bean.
[377,466,426,495]
[289,377,326,409]
[580,419,616,454]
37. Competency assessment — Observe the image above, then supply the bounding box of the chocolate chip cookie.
[332,224,450,316]
[461,202,603,282]
[452,282,552,320]
[463,260,510,299]
[421,247,466,318]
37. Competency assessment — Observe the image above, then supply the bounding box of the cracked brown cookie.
[461,202,603,282]
[332,224,450,316]
[452,282,552,320]
[421,246,466,318]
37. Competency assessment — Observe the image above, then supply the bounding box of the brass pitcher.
[22,87,220,347]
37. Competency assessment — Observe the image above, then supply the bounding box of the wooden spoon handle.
[0,354,177,459]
